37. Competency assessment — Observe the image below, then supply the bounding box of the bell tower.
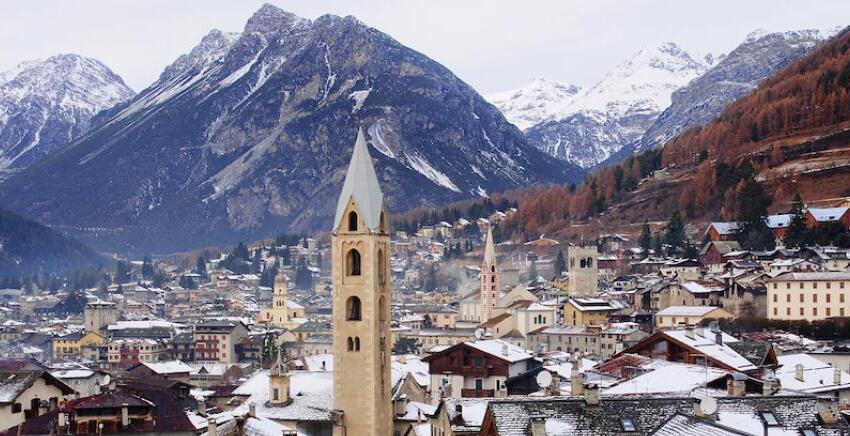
[271,271,290,326]
[479,225,499,322]
[332,128,392,436]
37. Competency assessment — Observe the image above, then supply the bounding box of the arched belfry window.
[348,211,358,231]
[378,249,386,284]
[346,296,362,321]
[491,265,496,273]
[347,249,361,276]
[354,337,361,351]
[347,337,354,351]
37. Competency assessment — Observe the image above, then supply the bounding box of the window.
[354,337,360,351]
[800,294,804,303]
[827,294,831,303]
[760,411,780,426]
[619,418,637,432]
[346,296,362,321]
[813,294,818,303]
[348,211,358,231]
[800,308,804,316]
[773,294,777,302]
[346,249,361,276]
[11,403,21,413]
[273,388,279,401]
[773,308,777,316]
[491,265,496,273]
[475,379,483,390]
[347,337,354,351]
[813,308,818,316]
[787,294,790,303]
[378,249,386,284]
[842,294,846,303]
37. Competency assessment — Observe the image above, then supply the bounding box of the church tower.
[331,128,392,436]
[479,225,499,322]
[268,348,290,405]
[271,271,290,326]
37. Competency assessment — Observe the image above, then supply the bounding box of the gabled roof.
[806,206,849,222]
[483,225,496,265]
[334,127,385,232]
[0,370,73,404]
[707,222,740,235]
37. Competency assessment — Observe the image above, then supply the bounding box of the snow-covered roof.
[392,355,429,387]
[466,340,533,363]
[334,127,384,232]
[232,370,334,422]
[806,206,849,222]
[769,271,850,281]
[776,353,850,393]
[655,306,722,317]
[107,320,179,330]
[603,360,728,395]
[663,329,755,372]
[765,214,793,229]
[708,222,740,235]
[141,360,193,374]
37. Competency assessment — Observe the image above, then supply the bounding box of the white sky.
[1,0,848,94]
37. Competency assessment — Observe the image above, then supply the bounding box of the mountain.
[0,208,104,278]
[611,28,839,163]
[0,54,135,177]
[486,78,581,130]
[0,4,581,255]
[500,26,850,241]
[522,42,713,168]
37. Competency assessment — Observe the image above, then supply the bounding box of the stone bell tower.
[479,225,499,322]
[271,271,290,327]
[331,128,392,436]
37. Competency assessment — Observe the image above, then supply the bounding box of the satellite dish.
[474,328,484,340]
[536,370,553,388]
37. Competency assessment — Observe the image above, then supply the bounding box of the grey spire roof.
[334,127,384,231]
[483,225,496,264]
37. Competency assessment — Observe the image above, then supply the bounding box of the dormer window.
[760,411,780,426]
[619,417,636,432]
[348,211,358,231]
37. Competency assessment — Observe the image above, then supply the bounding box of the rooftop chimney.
[248,402,256,418]
[197,398,207,417]
[529,416,546,436]
[685,325,695,340]
[834,367,841,385]
[795,364,805,382]
[818,397,839,424]
[714,331,723,346]
[762,372,781,396]
[502,343,509,356]
[207,417,217,436]
[584,383,600,406]
[571,365,584,396]
[121,402,129,427]
[727,373,746,397]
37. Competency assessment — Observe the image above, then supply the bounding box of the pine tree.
[735,178,775,250]
[665,211,686,254]
[141,256,154,279]
[639,221,652,257]
[196,256,207,278]
[784,194,810,247]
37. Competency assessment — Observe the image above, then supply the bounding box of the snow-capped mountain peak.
[486,77,581,129]
[0,54,135,174]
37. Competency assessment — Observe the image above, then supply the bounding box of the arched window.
[490,276,495,283]
[347,337,354,351]
[346,249,361,276]
[346,296,362,321]
[580,259,586,268]
[380,211,388,234]
[491,265,496,273]
[379,296,387,322]
[348,211,358,231]
[587,258,593,268]
[354,337,361,351]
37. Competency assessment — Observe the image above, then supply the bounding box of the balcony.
[462,388,494,398]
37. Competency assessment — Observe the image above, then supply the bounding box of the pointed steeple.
[483,225,496,264]
[270,346,288,377]
[334,127,384,231]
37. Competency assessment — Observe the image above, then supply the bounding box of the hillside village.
[1,131,850,435]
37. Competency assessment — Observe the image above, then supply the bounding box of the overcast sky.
[1,1,848,94]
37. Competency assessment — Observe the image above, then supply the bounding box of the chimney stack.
[727,373,746,396]
[685,325,695,340]
[795,364,805,382]
[584,383,600,406]
[834,367,841,385]
[121,402,129,427]
[529,416,546,436]
[818,398,839,424]
[502,343,509,356]
[207,417,217,436]
[197,398,207,417]
[571,364,584,396]
[248,402,256,418]
[714,331,723,346]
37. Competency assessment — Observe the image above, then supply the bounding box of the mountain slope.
[522,43,712,168]
[0,208,104,278]
[0,54,135,177]
[0,4,581,255]
[614,28,838,163]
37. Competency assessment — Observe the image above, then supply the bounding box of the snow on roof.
[525,302,551,312]
[334,127,385,232]
[708,222,740,235]
[807,206,849,222]
[466,340,533,363]
[232,370,334,422]
[603,360,729,395]
[107,320,179,330]
[770,271,850,281]
[244,416,301,436]
[51,369,95,379]
[663,329,755,372]
[655,306,721,317]
[678,282,718,295]
[765,214,793,229]
[142,360,193,374]
[392,355,429,387]
[776,353,850,393]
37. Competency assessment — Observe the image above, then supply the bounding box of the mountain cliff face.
[0,4,581,255]
[518,43,713,168]
[486,78,581,130]
[624,28,838,159]
[0,54,134,177]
